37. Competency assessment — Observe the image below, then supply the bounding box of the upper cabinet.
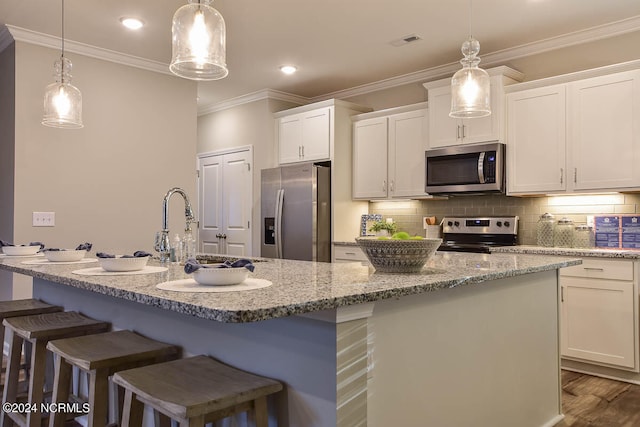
[352,103,429,200]
[277,108,331,164]
[423,67,523,148]
[507,68,640,195]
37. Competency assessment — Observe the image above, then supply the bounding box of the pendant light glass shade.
[170,0,228,81]
[450,36,491,119]
[42,57,83,128]
[42,0,83,129]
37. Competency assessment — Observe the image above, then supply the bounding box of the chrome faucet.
[155,187,197,263]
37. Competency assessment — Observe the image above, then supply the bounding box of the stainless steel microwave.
[425,142,505,195]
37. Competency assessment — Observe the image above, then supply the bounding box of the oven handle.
[478,152,486,184]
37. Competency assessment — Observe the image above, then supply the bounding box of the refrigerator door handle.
[275,189,284,258]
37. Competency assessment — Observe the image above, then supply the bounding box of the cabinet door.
[428,85,461,148]
[388,109,428,198]
[353,117,388,199]
[506,85,567,194]
[301,108,331,161]
[278,115,303,164]
[464,76,502,144]
[569,70,640,191]
[561,276,636,369]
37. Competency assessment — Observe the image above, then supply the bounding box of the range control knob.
[447,221,453,227]
[496,221,502,227]
[454,221,460,227]
[504,221,511,227]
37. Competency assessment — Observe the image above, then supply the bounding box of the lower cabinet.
[560,258,639,370]
[333,244,368,263]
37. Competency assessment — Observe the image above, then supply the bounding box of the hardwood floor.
[558,370,640,426]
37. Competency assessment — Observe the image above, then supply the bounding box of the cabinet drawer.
[560,258,634,281]
[334,245,368,262]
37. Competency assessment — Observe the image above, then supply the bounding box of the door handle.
[215,233,222,238]
[221,234,227,239]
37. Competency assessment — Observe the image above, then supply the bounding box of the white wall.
[7,41,198,296]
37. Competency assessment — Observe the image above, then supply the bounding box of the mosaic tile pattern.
[0,252,580,323]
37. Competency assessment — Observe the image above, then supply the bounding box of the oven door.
[425,142,505,194]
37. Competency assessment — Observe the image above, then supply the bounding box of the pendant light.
[450,0,491,119]
[170,0,228,81]
[42,0,83,129]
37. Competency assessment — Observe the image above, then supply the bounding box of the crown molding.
[197,89,309,116]
[6,25,171,76]
[0,25,14,52]
[310,15,640,103]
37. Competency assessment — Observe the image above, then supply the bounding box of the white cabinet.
[506,85,567,194]
[560,258,638,370]
[569,71,640,191]
[333,244,368,263]
[352,104,428,200]
[507,69,640,195]
[423,67,522,149]
[277,107,331,164]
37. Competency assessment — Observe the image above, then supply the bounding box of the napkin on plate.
[96,251,152,259]
[0,240,44,250]
[44,242,93,252]
[184,258,255,274]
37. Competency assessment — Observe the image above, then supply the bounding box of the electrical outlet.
[33,212,55,227]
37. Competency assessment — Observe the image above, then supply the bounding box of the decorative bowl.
[98,256,149,272]
[355,237,442,273]
[2,245,41,256]
[193,266,249,286]
[43,249,86,262]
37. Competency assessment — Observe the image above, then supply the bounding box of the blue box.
[622,216,640,249]
[594,216,620,248]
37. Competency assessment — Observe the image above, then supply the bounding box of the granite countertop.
[491,245,640,259]
[0,252,580,323]
[333,241,359,246]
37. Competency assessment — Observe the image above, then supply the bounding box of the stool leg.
[88,368,109,427]
[48,354,72,427]
[184,414,204,427]
[120,390,143,427]
[1,330,22,427]
[26,340,46,427]
[248,396,268,427]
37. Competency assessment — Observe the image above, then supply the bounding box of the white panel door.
[569,70,640,191]
[506,85,567,194]
[198,148,253,256]
[198,156,222,254]
[222,151,252,256]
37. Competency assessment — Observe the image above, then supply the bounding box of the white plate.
[156,278,272,293]
[0,253,44,258]
[22,258,97,266]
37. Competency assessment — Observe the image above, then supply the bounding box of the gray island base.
[0,252,581,427]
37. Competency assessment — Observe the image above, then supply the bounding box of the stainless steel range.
[439,216,519,253]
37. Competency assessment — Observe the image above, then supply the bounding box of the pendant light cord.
[61,0,65,58]
[468,0,473,38]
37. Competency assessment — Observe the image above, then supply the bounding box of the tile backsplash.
[369,193,640,245]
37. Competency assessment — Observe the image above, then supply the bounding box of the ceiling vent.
[390,34,422,47]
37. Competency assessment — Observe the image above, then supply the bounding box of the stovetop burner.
[439,216,519,253]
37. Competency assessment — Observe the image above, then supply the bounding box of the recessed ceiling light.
[280,65,297,75]
[120,17,144,30]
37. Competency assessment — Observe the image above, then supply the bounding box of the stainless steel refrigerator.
[261,162,331,262]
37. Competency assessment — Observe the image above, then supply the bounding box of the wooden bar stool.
[0,300,63,385]
[1,311,110,427]
[113,355,283,427]
[46,330,179,427]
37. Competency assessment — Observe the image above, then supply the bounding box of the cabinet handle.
[574,168,577,183]
[560,168,563,184]
[561,286,564,302]
[345,252,356,256]
[383,180,387,192]
[298,146,302,158]
[390,180,395,192]
[456,125,461,140]
[301,145,305,157]
[583,267,604,271]
[462,125,466,139]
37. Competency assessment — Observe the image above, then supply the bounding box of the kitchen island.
[0,252,580,427]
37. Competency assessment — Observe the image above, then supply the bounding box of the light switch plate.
[33,212,55,227]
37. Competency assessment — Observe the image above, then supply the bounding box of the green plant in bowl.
[369,220,397,235]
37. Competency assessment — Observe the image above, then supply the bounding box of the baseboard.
[541,414,565,427]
